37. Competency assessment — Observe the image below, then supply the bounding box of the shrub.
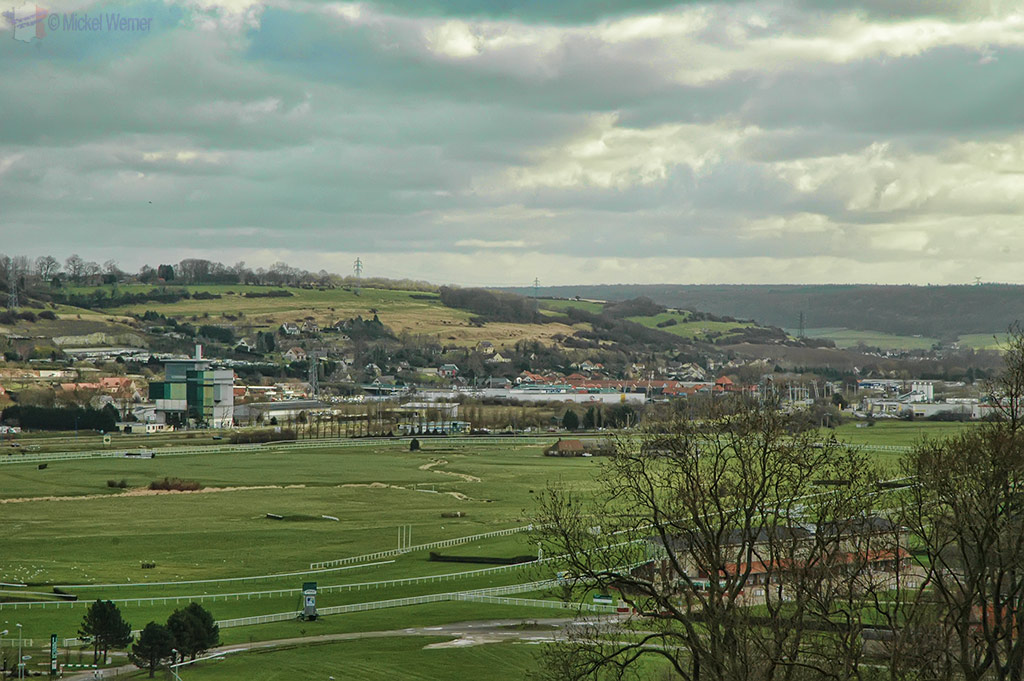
[149,477,202,491]
[38,310,57,320]
[228,428,297,444]
[107,479,128,488]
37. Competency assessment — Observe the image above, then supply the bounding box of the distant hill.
[501,285,1024,341]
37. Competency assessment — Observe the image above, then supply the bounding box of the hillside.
[0,283,800,379]
[504,285,1024,344]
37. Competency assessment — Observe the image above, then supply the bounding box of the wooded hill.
[505,284,1024,340]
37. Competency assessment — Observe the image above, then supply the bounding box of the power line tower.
[308,351,321,399]
[7,272,19,310]
[353,257,363,296]
[797,311,805,339]
[533,277,540,312]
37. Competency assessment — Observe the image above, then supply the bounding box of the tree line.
[0,253,436,293]
[77,599,219,678]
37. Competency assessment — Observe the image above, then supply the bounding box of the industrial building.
[148,345,235,428]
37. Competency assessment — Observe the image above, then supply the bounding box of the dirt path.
[0,484,307,505]
[418,458,482,483]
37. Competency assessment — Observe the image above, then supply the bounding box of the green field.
[538,299,606,314]
[628,311,753,341]
[0,438,605,678]
[176,636,539,681]
[793,327,1011,351]
[0,424,977,678]
[956,333,1009,350]
[792,327,939,350]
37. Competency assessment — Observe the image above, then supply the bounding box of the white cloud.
[323,5,1024,86]
[741,213,841,239]
[503,114,758,190]
[454,239,533,249]
[141,149,225,164]
[772,136,1024,214]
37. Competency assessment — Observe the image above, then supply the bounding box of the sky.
[2,0,1024,286]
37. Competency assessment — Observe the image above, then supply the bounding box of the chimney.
[195,344,202,360]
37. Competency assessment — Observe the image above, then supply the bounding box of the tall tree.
[79,600,133,663]
[34,255,60,280]
[64,254,85,282]
[166,603,219,661]
[561,409,579,431]
[156,264,175,281]
[131,622,175,678]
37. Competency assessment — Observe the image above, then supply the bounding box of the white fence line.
[216,579,563,629]
[453,594,618,613]
[310,525,533,569]
[0,435,560,467]
[11,562,545,611]
[55,560,396,592]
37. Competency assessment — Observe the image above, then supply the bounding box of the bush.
[107,479,128,488]
[228,429,297,444]
[2,405,117,432]
[149,477,202,491]
[38,310,57,320]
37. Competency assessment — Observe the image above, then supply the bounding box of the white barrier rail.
[310,525,533,569]
[0,435,561,466]
[55,560,396,591]
[11,562,545,611]
[215,579,562,629]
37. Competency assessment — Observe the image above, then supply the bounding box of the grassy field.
[538,299,757,342]
[173,636,539,681]
[0,438,604,665]
[0,423,977,678]
[792,327,939,350]
[628,311,754,341]
[793,327,1010,351]
[956,333,1009,350]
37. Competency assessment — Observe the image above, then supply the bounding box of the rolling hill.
[504,284,1024,344]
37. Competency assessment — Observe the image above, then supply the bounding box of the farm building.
[545,438,588,456]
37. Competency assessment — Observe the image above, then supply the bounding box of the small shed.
[545,438,587,457]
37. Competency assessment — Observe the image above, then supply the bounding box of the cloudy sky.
[2,0,1023,285]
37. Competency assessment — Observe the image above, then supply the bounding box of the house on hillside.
[476,341,496,356]
[437,363,459,378]
[487,352,512,364]
[280,323,300,336]
[284,346,307,362]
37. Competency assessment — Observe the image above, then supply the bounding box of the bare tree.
[899,328,1024,681]
[34,255,60,280]
[535,400,899,681]
[64,253,85,281]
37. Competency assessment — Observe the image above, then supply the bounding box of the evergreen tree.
[582,407,596,430]
[131,622,175,678]
[79,600,133,663]
[562,409,579,431]
[166,603,219,661]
